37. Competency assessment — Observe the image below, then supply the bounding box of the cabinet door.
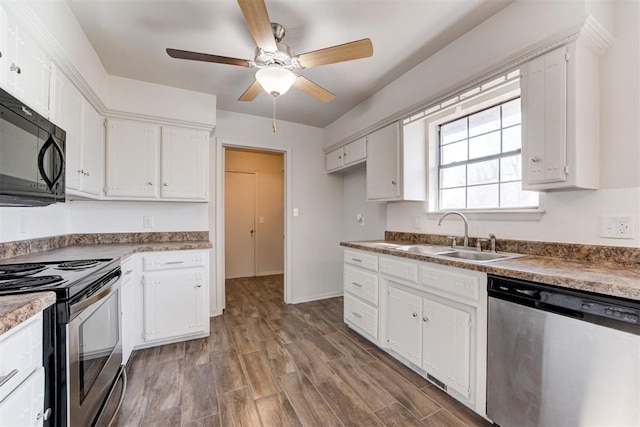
[81,102,104,196]
[325,148,344,172]
[19,31,50,118]
[142,270,207,342]
[105,119,159,198]
[343,137,366,166]
[0,367,45,427]
[0,7,8,91]
[160,126,208,200]
[52,71,84,191]
[366,122,400,200]
[522,46,567,186]
[422,298,471,399]
[4,15,21,98]
[386,285,422,366]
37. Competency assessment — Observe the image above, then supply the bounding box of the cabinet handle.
[124,269,133,276]
[85,171,90,177]
[343,152,347,156]
[163,183,168,187]
[0,369,18,388]
[351,258,362,262]
[351,281,362,287]
[412,312,417,318]
[162,261,185,265]
[423,316,429,322]
[21,106,32,116]
[391,180,397,185]
[0,51,2,58]
[77,169,83,174]
[10,63,21,74]
[351,311,362,319]
[531,156,540,163]
[147,182,153,185]
[37,408,52,421]
[338,155,342,159]
[196,284,202,288]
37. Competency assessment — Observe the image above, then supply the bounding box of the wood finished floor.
[114,275,491,427]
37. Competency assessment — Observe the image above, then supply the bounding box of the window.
[438,98,539,210]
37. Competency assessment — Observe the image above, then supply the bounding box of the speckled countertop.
[341,241,640,302]
[0,292,56,335]
[0,240,213,265]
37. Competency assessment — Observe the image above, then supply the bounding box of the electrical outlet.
[356,213,365,225]
[599,216,633,239]
[143,216,154,228]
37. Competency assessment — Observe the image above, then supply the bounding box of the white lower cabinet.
[140,250,209,345]
[0,313,46,427]
[343,249,379,344]
[344,249,487,418]
[386,285,422,366]
[120,256,140,365]
[422,298,471,399]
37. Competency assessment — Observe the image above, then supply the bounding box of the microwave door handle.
[37,135,64,190]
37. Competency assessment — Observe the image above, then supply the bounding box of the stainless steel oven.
[67,273,122,427]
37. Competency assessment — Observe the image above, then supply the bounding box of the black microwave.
[0,87,65,206]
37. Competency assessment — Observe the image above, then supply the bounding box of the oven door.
[67,275,122,427]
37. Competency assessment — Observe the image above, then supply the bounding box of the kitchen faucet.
[437,211,469,248]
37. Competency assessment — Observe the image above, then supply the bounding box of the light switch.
[293,208,299,217]
[259,216,265,224]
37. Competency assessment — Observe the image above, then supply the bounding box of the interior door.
[225,171,256,279]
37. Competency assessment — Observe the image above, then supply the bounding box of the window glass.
[438,97,538,210]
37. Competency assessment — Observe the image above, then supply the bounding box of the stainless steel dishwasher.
[487,275,640,427]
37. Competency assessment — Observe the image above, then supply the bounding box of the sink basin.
[395,245,454,255]
[368,242,403,248]
[436,249,524,263]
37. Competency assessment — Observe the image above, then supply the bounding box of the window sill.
[426,209,544,222]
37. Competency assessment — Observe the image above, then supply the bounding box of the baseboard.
[209,308,223,317]
[256,270,284,276]
[290,291,343,304]
[132,331,209,351]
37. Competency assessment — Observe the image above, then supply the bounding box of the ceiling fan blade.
[166,48,252,67]
[295,38,373,69]
[238,80,263,102]
[293,75,335,103]
[237,0,278,53]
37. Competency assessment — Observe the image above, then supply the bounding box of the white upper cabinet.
[105,118,209,201]
[161,126,209,200]
[81,101,105,196]
[366,121,426,202]
[521,41,601,191]
[2,12,51,118]
[326,137,367,173]
[106,119,160,198]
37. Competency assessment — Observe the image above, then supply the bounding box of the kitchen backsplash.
[0,231,209,260]
[384,231,640,268]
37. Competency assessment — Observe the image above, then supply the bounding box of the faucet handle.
[489,233,497,253]
[476,238,489,252]
[446,236,457,248]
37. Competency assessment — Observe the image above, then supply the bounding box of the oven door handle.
[70,275,120,317]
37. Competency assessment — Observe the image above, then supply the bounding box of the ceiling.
[67,0,513,128]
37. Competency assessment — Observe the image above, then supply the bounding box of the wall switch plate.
[356,213,365,225]
[599,216,633,239]
[293,208,299,217]
[143,215,154,228]
[259,216,265,224]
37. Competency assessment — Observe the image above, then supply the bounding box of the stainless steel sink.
[368,242,403,248]
[436,249,524,263]
[395,245,454,255]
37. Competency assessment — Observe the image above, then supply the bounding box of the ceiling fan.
[166,0,373,103]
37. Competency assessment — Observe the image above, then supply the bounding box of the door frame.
[224,169,258,279]
[215,138,292,310]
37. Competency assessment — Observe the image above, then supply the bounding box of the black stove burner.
[0,275,65,290]
[56,260,100,271]
[0,264,47,276]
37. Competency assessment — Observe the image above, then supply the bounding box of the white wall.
[342,168,386,241]
[328,0,640,247]
[214,110,344,303]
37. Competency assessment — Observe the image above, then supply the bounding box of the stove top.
[0,259,120,300]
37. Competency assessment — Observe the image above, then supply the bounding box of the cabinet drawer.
[344,266,378,306]
[344,295,378,340]
[419,264,479,302]
[143,251,206,271]
[344,250,378,272]
[380,257,418,283]
[0,367,45,427]
[0,313,42,402]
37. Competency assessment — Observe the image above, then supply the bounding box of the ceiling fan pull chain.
[272,96,277,133]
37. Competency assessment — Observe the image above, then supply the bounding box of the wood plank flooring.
[114,275,491,427]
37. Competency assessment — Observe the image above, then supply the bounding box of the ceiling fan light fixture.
[255,66,296,97]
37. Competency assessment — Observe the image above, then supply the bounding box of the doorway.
[223,147,285,280]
